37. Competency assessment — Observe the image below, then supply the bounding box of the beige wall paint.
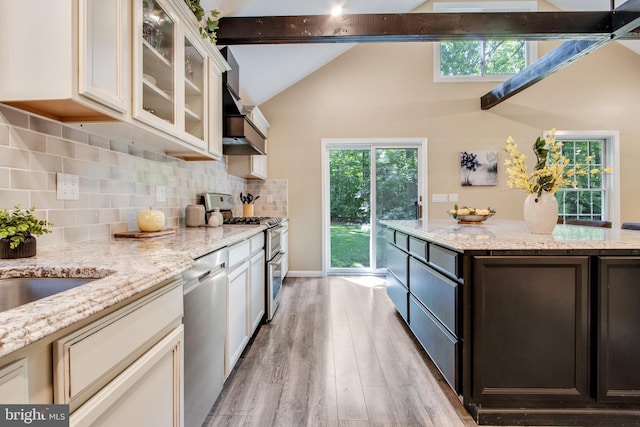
[261,31,640,273]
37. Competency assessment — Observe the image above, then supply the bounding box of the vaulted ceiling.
[201,0,640,107]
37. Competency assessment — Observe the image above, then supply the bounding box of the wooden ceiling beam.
[217,12,635,45]
[481,0,640,109]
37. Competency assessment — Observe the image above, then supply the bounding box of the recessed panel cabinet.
[471,256,590,405]
[0,0,229,160]
[0,359,28,404]
[0,0,130,121]
[598,257,640,402]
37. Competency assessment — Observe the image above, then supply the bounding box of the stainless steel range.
[201,192,287,321]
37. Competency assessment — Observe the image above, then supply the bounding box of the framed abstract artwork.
[460,150,498,186]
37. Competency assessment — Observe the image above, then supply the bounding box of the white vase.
[523,193,558,234]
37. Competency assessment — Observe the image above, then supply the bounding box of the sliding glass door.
[324,141,425,275]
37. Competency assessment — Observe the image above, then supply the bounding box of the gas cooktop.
[224,217,286,227]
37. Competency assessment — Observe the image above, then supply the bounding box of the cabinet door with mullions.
[183,33,207,144]
[136,0,177,128]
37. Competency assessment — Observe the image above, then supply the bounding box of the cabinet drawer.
[55,280,183,405]
[250,232,265,255]
[0,359,28,404]
[409,236,427,263]
[396,232,409,251]
[229,240,251,270]
[387,242,409,286]
[410,258,458,336]
[429,244,460,279]
[409,295,459,392]
[385,228,395,243]
[386,272,408,323]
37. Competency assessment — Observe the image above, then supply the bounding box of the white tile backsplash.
[0,104,268,247]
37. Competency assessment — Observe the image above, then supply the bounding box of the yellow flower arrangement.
[504,129,613,197]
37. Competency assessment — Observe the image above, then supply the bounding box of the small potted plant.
[0,205,53,259]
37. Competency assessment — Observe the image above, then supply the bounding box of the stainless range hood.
[220,47,267,156]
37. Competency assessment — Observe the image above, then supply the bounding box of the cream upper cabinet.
[134,0,228,157]
[0,0,229,160]
[0,0,130,121]
[227,106,270,179]
[208,57,224,159]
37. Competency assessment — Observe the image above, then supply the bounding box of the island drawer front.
[410,258,458,336]
[386,271,408,323]
[409,295,458,392]
[396,232,409,251]
[429,244,460,279]
[387,242,409,286]
[409,237,427,263]
[55,280,183,404]
[385,228,395,243]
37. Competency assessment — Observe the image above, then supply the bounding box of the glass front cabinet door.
[183,35,207,146]
[134,0,221,154]
[136,0,176,128]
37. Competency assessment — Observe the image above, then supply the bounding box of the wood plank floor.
[204,276,479,427]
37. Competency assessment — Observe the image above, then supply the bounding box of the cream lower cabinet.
[226,233,265,378]
[54,278,184,425]
[69,326,183,427]
[249,233,266,334]
[0,359,29,404]
[226,240,250,379]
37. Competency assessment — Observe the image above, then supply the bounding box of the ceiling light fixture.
[331,5,343,16]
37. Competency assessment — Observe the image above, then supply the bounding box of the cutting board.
[114,229,176,238]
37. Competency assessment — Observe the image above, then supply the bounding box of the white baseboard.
[285,271,324,278]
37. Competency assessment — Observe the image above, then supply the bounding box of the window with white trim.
[433,2,538,82]
[552,131,620,225]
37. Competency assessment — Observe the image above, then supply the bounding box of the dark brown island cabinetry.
[383,221,640,426]
[386,229,463,393]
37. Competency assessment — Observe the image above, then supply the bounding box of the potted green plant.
[0,205,53,259]
[184,0,221,44]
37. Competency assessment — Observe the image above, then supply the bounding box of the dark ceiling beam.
[217,12,638,45]
[481,0,640,109]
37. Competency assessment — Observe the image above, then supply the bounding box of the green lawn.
[330,223,370,268]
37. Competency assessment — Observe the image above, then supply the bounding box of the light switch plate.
[449,193,459,202]
[57,173,79,200]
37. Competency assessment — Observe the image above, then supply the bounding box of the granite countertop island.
[383,219,640,252]
[383,219,640,426]
[0,225,265,358]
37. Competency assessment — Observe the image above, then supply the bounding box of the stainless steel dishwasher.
[183,247,227,427]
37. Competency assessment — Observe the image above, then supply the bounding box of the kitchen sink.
[0,277,96,312]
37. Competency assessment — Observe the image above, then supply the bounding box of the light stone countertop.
[0,225,265,358]
[383,219,640,252]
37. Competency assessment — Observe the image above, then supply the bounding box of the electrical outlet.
[156,185,167,203]
[267,194,273,203]
[57,173,79,200]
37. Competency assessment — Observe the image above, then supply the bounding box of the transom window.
[433,2,537,82]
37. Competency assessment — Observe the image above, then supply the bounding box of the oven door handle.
[269,252,285,266]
